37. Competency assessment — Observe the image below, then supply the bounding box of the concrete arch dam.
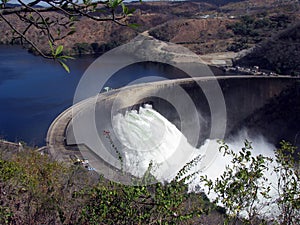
[47,76,299,163]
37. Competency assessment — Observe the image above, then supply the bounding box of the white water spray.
[112,105,280,218]
[113,104,196,180]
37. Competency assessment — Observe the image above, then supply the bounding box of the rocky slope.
[148,18,235,55]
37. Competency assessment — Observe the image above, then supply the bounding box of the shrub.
[274,141,300,225]
[200,140,273,224]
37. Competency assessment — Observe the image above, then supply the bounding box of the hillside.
[148,18,235,55]
[0,0,299,74]
[235,22,300,75]
[0,1,216,55]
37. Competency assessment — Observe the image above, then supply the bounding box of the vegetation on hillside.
[0,139,299,224]
[0,143,218,224]
[226,14,293,51]
[148,10,297,55]
[1,0,299,57]
[235,21,300,75]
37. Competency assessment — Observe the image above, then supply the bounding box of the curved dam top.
[47,76,299,169]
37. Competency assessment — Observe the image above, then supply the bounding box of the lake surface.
[0,45,95,146]
[0,45,191,146]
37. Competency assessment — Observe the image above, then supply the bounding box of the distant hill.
[4,3,20,7]
[235,22,300,75]
[0,1,218,55]
[0,0,299,72]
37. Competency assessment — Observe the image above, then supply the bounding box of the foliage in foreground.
[0,147,214,225]
[0,140,299,224]
[201,140,300,225]
[0,150,90,224]
[81,179,208,225]
[274,141,300,225]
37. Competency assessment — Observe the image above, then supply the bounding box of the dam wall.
[63,76,298,150]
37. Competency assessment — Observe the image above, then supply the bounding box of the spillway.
[47,76,299,184]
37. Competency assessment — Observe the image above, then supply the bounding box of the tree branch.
[16,1,55,43]
[0,13,52,59]
[0,0,137,71]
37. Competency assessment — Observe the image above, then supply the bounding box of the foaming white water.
[113,104,196,180]
[113,105,279,218]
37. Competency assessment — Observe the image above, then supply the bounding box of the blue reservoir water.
[0,45,189,146]
[0,45,95,146]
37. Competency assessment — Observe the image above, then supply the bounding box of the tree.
[200,140,273,224]
[274,141,300,225]
[0,0,138,71]
[200,140,300,225]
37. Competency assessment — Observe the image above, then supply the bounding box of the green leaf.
[121,3,127,13]
[55,45,64,56]
[49,41,54,55]
[111,0,119,8]
[58,60,70,73]
[59,55,75,60]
